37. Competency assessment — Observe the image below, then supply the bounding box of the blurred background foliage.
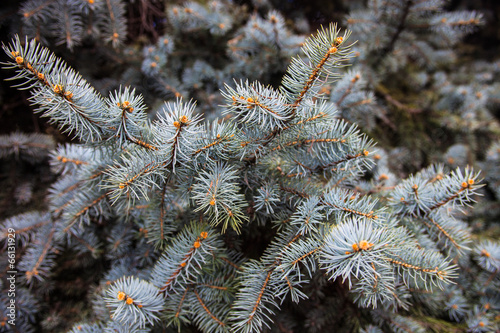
[0,0,499,332]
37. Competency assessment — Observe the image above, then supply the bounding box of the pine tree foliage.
[346,0,483,71]
[0,2,499,332]
[191,163,248,233]
[328,70,377,130]
[0,287,40,332]
[167,1,233,35]
[141,0,305,113]
[1,211,52,249]
[0,131,55,162]
[334,0,490,134]
[17,221,61,286]
[479,141,500,201]
[14,180,35,205]
[2,36,111,142]
[19,0,127,50]
[474,240,500,273]
[105,276,164,328]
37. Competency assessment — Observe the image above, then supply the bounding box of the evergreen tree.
[0,1,499,332]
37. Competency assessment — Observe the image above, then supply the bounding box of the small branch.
[375,0,413,62]
[376,86,423,114]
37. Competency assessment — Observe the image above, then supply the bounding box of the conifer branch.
[62,192,109,233]
[68,229,100,255]
[192,134,232,156]
[279,185,310,199]
[23,223,57,284]
[2,36,110,141]
[175,287,189,319]
[21,0,56,19]
[158,183,168,243]
[290,247,320,266]
[55,155,89,166]
[221,257,243,271]
[0,3,492,331]
[424,217,460,250]
[377,0,413,62]
[193,289,226,327]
